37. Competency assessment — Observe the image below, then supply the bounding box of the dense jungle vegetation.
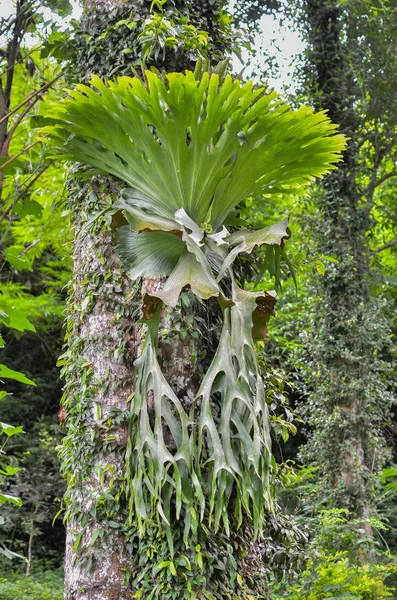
[0,0,396,598]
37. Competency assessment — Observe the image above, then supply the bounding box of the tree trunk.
[59,3,265,599]
[301,0,394,542]
[62,192,139,599]
[26,502,40,577]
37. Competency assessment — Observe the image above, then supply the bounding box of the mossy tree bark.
[62,182,140,599]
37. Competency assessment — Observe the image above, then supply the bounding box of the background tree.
[294,0,397,531]
[232,0,397,525]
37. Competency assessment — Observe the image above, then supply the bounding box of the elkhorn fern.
[47,71,346,545]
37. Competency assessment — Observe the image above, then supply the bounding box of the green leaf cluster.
[0,570,63,600]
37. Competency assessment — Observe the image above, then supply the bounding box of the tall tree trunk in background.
[60,3,267,599]
[300,0,397,540]
[0,0,28,196]
[305,0,372,524]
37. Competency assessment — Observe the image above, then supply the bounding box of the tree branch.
[374,239,397,253]
[363,170,397,197]
[4,2,25,110]
[0,71,63,127]
[0,161,52,226]
[0,97,40,159]
[0,137,45,172]
[18,238,40,257]
[0,45,39,80]
[372,170,397,190]
[0,0,37,38]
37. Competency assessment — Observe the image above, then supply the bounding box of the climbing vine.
[44,0,237,81]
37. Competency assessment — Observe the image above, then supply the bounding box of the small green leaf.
[52,507,65,526]
[3,248,32,271]
[16,199,43,217]
[73,532,83,553]
[0,493,22,506]
[89,528,103,546]
[95,403,102,420]
[0,306,35,332]
[315,260,325,275]
[107,520,121,528]
[0,466,21,475]
[319,253,339,263]
[0,364,35,386]
[0,422,24,437]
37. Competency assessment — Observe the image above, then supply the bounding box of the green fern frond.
[47,70,345,230]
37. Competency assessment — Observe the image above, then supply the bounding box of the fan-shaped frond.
[47,71,346,228]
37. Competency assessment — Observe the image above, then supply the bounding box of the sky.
[0,0,304,92]
[229,2,305,91]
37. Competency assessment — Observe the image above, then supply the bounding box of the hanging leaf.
[0,493,22,506]
[0,306,36,332]
[0,422,24,437]
[251,291,277,340]
[125,309,204,545]
[3,248,33,272]
[194,280,273,534]
[150,248,220,307]
[0,364,36,386]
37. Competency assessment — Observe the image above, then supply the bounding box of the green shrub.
[269,508,397,599]
[0,570,63,600]
[271,552,396,599]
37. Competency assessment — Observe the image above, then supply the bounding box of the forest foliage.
[0,0,396,598]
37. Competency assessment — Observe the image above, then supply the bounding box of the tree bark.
[63,206,139,599]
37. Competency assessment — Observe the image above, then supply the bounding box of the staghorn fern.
[47,70,346,546]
